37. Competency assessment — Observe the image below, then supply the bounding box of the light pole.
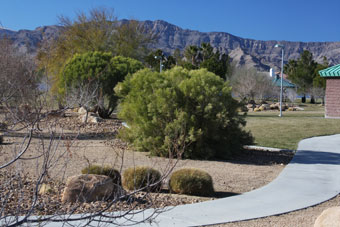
[275,44,284,117]
[154,56,163,72]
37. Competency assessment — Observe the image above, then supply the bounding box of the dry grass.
[245,105,340,150]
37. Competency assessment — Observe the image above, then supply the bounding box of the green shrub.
[81,165,121,185]
[122,166,161,192]
[115,67,253,159]
[169,168,214,196]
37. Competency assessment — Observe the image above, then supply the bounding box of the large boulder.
[62,174,122,203]
[314,207,340,227]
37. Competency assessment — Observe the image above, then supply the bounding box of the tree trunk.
[310,95,315,104]
[302,95,306,103]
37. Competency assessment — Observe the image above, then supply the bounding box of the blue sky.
[0,0,339,42]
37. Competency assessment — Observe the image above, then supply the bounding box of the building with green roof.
[319,64,340,118]
[272,76,296,88]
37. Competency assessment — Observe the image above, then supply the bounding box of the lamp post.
[154,56,163,72]
[275,44,284,117]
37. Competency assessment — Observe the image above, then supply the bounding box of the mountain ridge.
[1,19,340,71]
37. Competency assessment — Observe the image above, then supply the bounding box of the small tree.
[114,19,156,61]
[231,67,276,102]
[312,57,328,105]
[115,67,253,160]
[284,50,323,103]
[182,43,232,80]
[61,51,143,118]
[144,49,176,71]
[38,8,155,102]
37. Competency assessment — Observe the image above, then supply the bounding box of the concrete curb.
[243,145,295,153]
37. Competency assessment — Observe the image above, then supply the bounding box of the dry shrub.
[81,165,121,185]
[122,166,161,192]
[169,168,214,196]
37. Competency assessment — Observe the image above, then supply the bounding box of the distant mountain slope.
[1,20,340,71]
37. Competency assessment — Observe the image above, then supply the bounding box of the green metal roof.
[272,77,296,88]
[319,64,340,77]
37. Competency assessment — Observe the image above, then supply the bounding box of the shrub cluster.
[81,165,121,185]
[122,166,161,192]
[115,67,253,159]
[169,168,214,196]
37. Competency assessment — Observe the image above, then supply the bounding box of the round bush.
[81,165,121,185]
[169,168,214,196]
[122,166,161,192]
[116,67,253,160]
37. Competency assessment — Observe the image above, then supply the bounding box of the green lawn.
[244,105,340,150]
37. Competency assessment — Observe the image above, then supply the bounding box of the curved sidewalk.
[120,134,340,226]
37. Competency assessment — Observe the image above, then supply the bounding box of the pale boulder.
[80,112,103,123]
[39,183,54,195]
[314,207,340,227]
[62,174,122,203]
[247,104,254,109]
[78,107,87,115]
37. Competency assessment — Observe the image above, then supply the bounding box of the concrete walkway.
[115,134,340,226]
[17,134,340,226]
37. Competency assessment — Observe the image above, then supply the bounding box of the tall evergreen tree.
[284,50,321,103]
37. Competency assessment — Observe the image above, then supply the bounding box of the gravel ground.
[1,114,336,226]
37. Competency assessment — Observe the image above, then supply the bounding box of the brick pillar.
[325,78,340,118]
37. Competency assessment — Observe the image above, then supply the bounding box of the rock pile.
[247,103,299,112]
[77,107,103,123]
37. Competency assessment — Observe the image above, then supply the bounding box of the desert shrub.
[122,166,161,192]
[115,67,253,160]
[81,165,121,185]
[169,168,214,196]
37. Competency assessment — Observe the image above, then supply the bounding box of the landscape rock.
[80,112,103,123]
[78,107,87,115]
[62,174,121,203]
[270,104,277,109]
[39,183,54,195]
[259,106,266,111]
[314,206,340,227]
[261,104,270,109]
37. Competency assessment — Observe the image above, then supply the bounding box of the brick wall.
[325,78,340,118]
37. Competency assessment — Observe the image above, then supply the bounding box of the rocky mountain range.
[1,19,340,71]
